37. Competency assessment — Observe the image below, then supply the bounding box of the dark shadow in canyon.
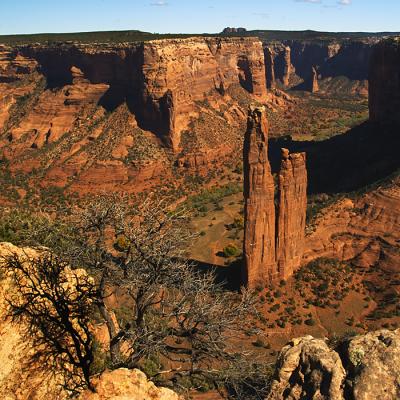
[268,121,400,195]
[188,258,243,292]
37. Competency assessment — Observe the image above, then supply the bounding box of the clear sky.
[0,0,398,35]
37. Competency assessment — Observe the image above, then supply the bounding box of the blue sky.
[0,0,398,35]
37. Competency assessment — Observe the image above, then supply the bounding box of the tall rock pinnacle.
[265,47,276,89]
[243,106,277,287]
[310,66,319,93]
[283,46,292,87]
[243,108,308,287]
[276,149,308,279]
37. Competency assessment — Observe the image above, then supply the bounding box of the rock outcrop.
[0,242,68,399]
[369,38,400,125]
[243,106,277,286]
[310,66,319,93]
[267,329,400,400]
[243,108,307,287]
[276,149,307,280]
[267,336,345,400]
[80,368,182,400]
[141,37,267,150]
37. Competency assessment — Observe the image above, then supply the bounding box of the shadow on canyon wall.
[269,121,400,195]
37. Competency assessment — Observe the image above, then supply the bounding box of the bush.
[305,318,316,326]
[223,244,241,258]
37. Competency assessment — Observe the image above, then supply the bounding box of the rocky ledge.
[267,329,400,400]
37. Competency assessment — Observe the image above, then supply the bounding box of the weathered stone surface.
[267,336,345,400]
[79,368,182,400]
[344,329,400,400]
[267,329,400,400]
[243,106,277,286]
[369,38,400,125]
[276,150,307,280]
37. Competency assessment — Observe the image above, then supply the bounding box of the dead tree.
[2,252,97,393]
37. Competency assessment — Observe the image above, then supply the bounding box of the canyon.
[0,33,382,204]
[264,38,375,93]
[0,30,400,399]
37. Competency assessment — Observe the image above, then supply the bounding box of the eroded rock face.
[369,38,400,125]
[79,368,182,400]
[267,329,400,400]
[243,109,308,287]
[142,37,267,150]
[276,150,307,280]
[267,336,345,400]
[344,329,400,400]
[243,106,277,286]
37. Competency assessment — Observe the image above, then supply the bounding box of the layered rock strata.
[2,37,267,152]
[243,107,307,287]
[142,37,267,150]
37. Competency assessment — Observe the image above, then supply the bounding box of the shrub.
[305,318,316,326]
[223,244,241,258]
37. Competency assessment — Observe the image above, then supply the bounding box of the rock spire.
[243,107,307,287]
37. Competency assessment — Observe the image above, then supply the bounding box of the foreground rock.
[267,329,400,400]
[80,368,181,400]
[0,242,68,399]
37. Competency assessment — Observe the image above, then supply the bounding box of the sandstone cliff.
[369,38,400,124]
[0,37,270,198]
[267,329,400,400]
[243,108,307,287]
[141,37,267,150]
